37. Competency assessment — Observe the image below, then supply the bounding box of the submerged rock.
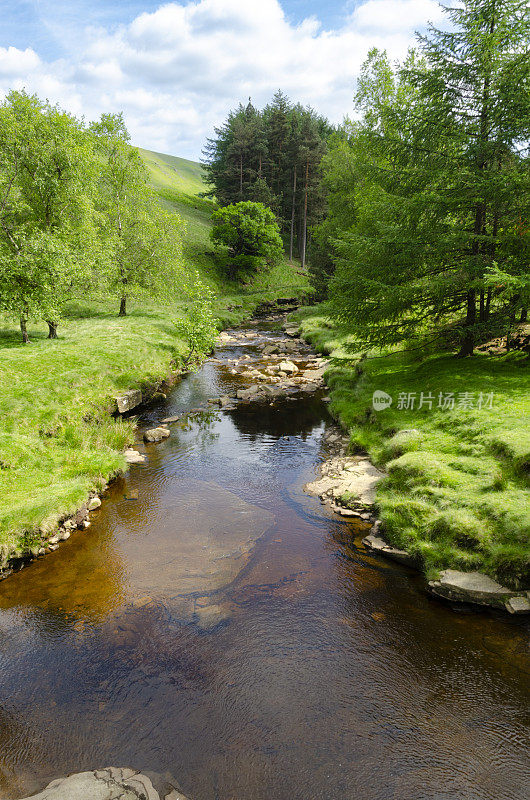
[19,768,191,799]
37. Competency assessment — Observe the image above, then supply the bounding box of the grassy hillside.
[0,148,309,561]
[293,307,530,589]
[139,148,205,196]
[140,147,309,313]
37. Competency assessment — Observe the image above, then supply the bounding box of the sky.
[0,0,446,160]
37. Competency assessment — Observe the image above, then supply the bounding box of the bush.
[210,201,283,280]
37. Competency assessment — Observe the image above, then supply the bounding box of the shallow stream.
[0,319,528,800]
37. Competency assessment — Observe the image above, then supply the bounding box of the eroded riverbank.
[0,316,528,800]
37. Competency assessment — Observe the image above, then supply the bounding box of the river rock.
[115,389,143,414]
[305,456,385,508]
[505,595,530,614]
[278,360,298,374]
[236,385,260,400]
[124,448,146,464]
[88,497,101,511]
[144,427,171,443]
[363,532,417,568]
[18,768,192,800]
[428,569,528,611]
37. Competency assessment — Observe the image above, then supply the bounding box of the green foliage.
[203,93,330,263]
[317,0,530,355]
[89,114,184,315]
[0,90,100,340]
[173,275,218,365]
[211,201,283,278]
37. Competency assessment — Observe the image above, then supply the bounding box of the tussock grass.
[293,306,530,589]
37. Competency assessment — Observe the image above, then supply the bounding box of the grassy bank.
[0,149,309,561]
[293,306,530,590]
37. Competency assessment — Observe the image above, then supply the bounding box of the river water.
[0,319,528,800]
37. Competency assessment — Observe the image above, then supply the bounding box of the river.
[0,317,528,800]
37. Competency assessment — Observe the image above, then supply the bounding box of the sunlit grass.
[293,306,530,588]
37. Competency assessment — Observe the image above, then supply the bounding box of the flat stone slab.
[363,532,417,568]
[428,569,528,611]
[305,456,385,508]
[19,768,190,800]
[116,389,143,414]
[505,595,530,614]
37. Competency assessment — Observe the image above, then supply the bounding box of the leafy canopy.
[210,201,283,278]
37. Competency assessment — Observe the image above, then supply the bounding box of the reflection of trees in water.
[229,395,327,442]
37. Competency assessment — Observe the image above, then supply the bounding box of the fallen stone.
[115,389,143,414]
[162,415,181,424]
[124,448,146,464]
[87,497,101,511]
[428,569,525,610]
[236,385,260,401]
[144,427,171,443]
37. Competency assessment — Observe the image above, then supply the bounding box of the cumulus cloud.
[0,0,444,158]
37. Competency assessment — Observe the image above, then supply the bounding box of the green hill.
[139,147,310,317]
[138,148,206,197]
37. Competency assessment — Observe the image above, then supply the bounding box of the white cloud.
[351,0,444,31]
[0,0,444,159]
[0,46,41,76]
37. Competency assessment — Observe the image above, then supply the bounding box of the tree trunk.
[289,166,297,262]
[301,161,309,269]
[458,290,476,357]
[47,320,58,339]
[119,296,127,317]
[485,289,492,320]
[521,308,528,323]
[20,309,29,344]
[479,291,485,322]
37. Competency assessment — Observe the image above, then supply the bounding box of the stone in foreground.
[505,595,530,615]
[305,456,385,508]
[19,768,191,799]
[428,569,529,611]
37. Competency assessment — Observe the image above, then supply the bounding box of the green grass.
[293,306,530,589]
[0,148,309,561]
[0,301,189,558]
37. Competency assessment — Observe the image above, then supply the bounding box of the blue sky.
[0,0,445,158]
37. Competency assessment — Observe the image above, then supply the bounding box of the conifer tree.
[328,1,530,354]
